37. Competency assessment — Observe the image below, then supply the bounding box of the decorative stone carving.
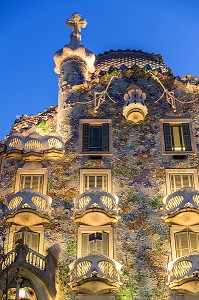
[123,84,148,123]
[4,131,64,160]
[6,188,52,225]
[66,13,87,46]
[168,253,199,294]
[54,13,95,85]
[73,188,120,226]
[70,254,121,294]
[163,187,199,226]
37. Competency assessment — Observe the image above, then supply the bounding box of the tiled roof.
[95,50,170,74]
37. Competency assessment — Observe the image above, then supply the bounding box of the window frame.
[160,118,195,155]
[15,168,48,194]
[165,169,198,194]
[79,119,112,155]
[77,225,113,259]
[79,169,112,193]
[8,225,44,254]
[170,225,199,260]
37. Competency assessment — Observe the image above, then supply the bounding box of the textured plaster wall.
[0,69,199,300]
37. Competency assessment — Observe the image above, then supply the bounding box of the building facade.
[0,12,199,300]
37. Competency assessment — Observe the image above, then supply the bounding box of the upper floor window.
[79,119,112,155]
[175,229,199,258]
[20,174,44,193]
[15,166,48,194]
[160,119,195,155]
[80,169,112,193]
[82,231,109,257]
[13,227,40,252]
[77,225,113,258]
[166,169,198,194]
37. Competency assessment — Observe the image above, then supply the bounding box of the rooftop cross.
[66,13,87,46]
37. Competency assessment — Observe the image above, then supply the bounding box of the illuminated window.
[82,231,109,256]
[15,166,48,194]
[78,225,113,258]
[20,174,44,193]
[175,229,199,258]
[166,169,198,194]
[13,227,40,252]
[80,169,112,193]
[79,119,112,155]
[160,119,195,154]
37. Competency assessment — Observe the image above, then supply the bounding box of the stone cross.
[66,13,87,45]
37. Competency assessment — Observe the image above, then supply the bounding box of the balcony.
[4,131,64,161]
[168,253,199,294]
[123,85,148,124]
[69,254,121,294]
[73,188,120,226]
[6,188,52,225]
[163,187,199,225]
[0,240,58,300]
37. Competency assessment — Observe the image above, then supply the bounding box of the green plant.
[104,69,122,80]
[151,193,164,208]
[36,119,51,134]
[114,167,137,178]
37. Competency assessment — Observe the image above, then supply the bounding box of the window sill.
[79,151,113,156]
[162,151,196,156]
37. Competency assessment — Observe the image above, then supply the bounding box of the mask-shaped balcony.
[5,188,52,225]
[168,253,199,294]
[163,187,199,226]
[4,132,64,161]
[73,188,120,226]
[69,254,121,294]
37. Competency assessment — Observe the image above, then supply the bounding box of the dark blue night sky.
[0,0,199,139]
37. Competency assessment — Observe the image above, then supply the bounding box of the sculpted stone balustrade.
[73,188,120,226]
[168,253,199,294]
[6,188,52,225]
[123,84,148,124]
[69,254,121,294]
[4,132,64,160]
[163,187,199,225]
[0,241,60,300]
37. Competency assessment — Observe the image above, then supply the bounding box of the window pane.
[83,174,108,192]
[82,233,89,257]
[102,232,109,256]
[88,176,95,189]
[189,232,198,253]
[90,126,102,149]
[96,176,103,188]
[13,232,23,248]
[20,174,44,193]
[82,232,109,256]
[175,232,189,258]
[169,173,195,192]
[172,125,183,151]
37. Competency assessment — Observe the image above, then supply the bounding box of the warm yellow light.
[167,260,174,272]
[163,195,168,205]
[114,195,119,204]
[19,289,26,298]
[115,261,122,271]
